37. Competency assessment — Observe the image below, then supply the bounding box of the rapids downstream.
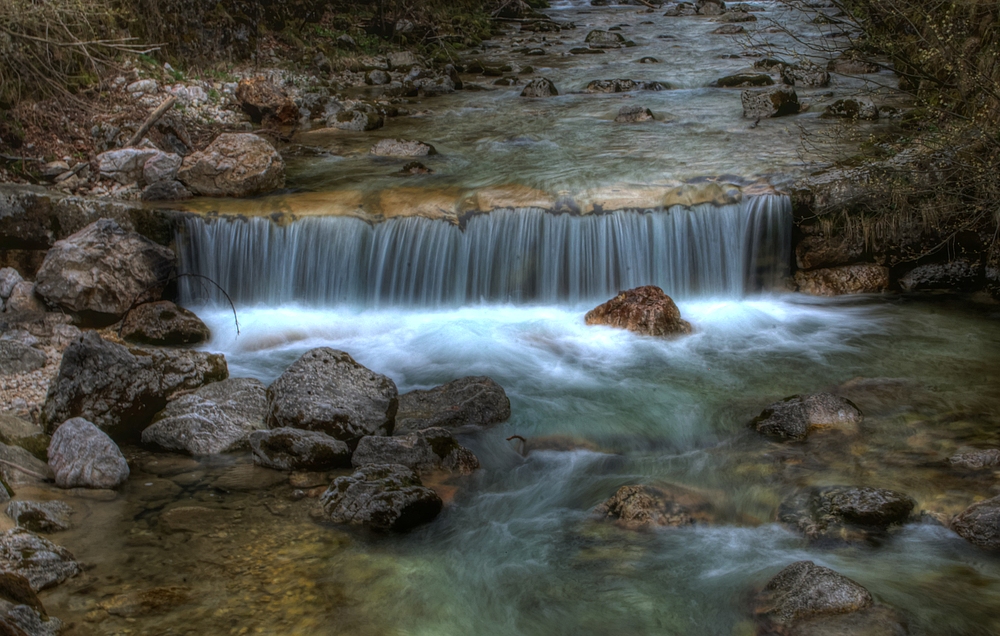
[42,2,1000,635]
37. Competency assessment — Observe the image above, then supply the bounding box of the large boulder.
[584,286,692,337]
[249,428,351,471]
[951,495,1000,551]
[754,561,873,628]
[0,340,46,375]
[319,464,443,532]
[750,393,862,441]
[41,332,228,438]
[696,0,726,15]
[352,428,479,475]
[48,418,130,489]
[779,486,915,542]
[520,78,559,97]
[741,86,800,118]
[4,282,46,314]
[0,268,23,301]
[142,378,267,455]
[795,264,890,296]
[394,376,510,435]
[234,78,298,124]
[120,301,210,346]
[584,79,670,93]
[266,348,397,442]
[0,528,80,591]
[177,133,285,198]
[6,501,73,533]
[33,219,175,326]
[595,484,713,529]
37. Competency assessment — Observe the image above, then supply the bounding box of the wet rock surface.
[249,427,351,471]
[41,332,228,437]
[5,501,73,533]
[143,378,267,455]
[0,528,80,591]
[584,79,669,93]
[615,105,655,123]
[48,418,130,489]
[267,348,398,442]
[754,561,874,627]
[319,464,443,532]
[120,301,210,346]
[595,484,713,529]
[353,428,479,475]
[394,376,510,435]
[751,393,863,441]
[741,86,800,118]
[585,286,692,337]
[779,486,915,542]
[520,78,559,97]
[33,219,175,326]
[177,133,285,198]
[951,495,1000,551]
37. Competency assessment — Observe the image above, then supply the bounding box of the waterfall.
[177,195,791,306]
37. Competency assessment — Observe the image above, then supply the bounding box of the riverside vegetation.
[0,1,999,635]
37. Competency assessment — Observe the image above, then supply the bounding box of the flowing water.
[39,2,1000,635]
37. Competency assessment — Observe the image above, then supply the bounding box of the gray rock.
[0,341,46,375]
[791,605,909,636]
[394,376,510,435]
[585,30,626,49]
[121,300,210,346]
[898,259,983,292]
[41,332,228,437]
[0,598,62,636]
[755,561,873,627]
[127,79,158,95]
[751,393,862,441]
[584,79,670,93]
[249,427,350,471]
[4,282,46,314]
[0,268,22,300]
[824,98,879,121]
[5,501,73,533]
[142,152,182,184]
[319,464,442,532]
[0,443,51,487]
[0,528,80,591]
[370,139,437,157]
[520,78,559,97]
[711,24,745,34]
[951,495,1000,551]
[34,218,175,326]
[267,348,397,443]
[387,51,421,70]
[696,0,726,15]
[949,448,1000,470]
[663,2,697,16]
[40,162,69,181]
[615,105,655,123]
[781,63,831,87]
[178,133,286,198]
[141,180,192,202]
[717,9,756,21]
[352,428,479,475]
[330,109,384,131]
[97,148,160,185]
[48,418,129,489]
[143,378,267,455]
[366,70,391,85]
[741,86,800,118]
[780,486,915,541]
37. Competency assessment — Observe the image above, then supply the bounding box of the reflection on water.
[40,295,1000,635]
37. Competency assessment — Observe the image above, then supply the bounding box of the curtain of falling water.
[177,195,791,306]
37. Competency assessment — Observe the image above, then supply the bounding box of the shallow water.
[41,295,1000,636]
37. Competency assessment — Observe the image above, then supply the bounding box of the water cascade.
[178,194,791,306]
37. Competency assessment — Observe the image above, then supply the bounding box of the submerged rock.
[249,428,351,471]
[795,264,890,296]
[143,378,268,455]
[779,486,915,542]
[177,133,285,198]
[48,418,130,489]
[585,30,626,49]
[370,139,437,157]
[121,300,210,346]
[33,219,175,327]
[754,561,873,627]
[319,464,443,532]
[41,332,228,437]
[949,448,1000,470]
[742,86,800,118]
[5,501,73,533]
[0,528,80,591]
[353,428,479,475]
[394,376,510,435]
[584,79,670,93]
[615,105,655,123]
[750,393,862,441]
[266,348,397,442]
[595,484,712,529]
[951,495,1000,551]
[714,73,774,88]
[584,286,692,337]
[520,78,559,97]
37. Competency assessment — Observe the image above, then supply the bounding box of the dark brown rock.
[235,77,298,124]
[595,484,713,529]
[584,286,692,337]
[795,264,889,296]
[951,495,1000,551]
[779,486,915,541]
[353,428,479,475]
[751,393,862,441]
[121,301,210,346]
